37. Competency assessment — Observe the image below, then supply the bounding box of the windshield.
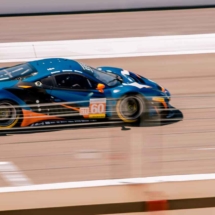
[79,63,122,87]
[122,74,136,83]
[91,68,121,87]
[0,63,37,82]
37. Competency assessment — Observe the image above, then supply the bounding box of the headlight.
[152,97,165,102]
[152,97,167,109]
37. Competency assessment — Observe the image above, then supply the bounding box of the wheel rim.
[118,96,144,121]
[0,102,18,127]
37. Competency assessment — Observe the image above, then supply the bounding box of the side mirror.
[96,83,105,93]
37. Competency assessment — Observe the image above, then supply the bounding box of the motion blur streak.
[1,5,215,215]
[1,52,215,185]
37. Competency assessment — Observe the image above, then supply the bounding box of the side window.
[88,78,98,89]
[55,74,93,90]
[40,77,54,87]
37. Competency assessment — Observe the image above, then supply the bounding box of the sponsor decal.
[51,71,60,74]
[123,82,151,89]
[80,107,89,116]
[79,98,106,118]
[113,90,120,93]
[30,119,97,127]
[121,70,130,75]
[62,70,73,72]
[47,68,55,71]
[106,70,113,73]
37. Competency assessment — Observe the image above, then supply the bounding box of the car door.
[49,73,107,119]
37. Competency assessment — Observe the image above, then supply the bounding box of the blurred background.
[0,0,215,214]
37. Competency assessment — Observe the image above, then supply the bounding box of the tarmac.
[0,8,215,187]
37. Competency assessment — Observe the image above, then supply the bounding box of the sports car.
[0,58,174,129]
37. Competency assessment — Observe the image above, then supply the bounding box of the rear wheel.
[116,94,147,123]
[0,100,21,129]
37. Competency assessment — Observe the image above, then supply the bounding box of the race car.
[96,66,171,99]
[0,58,174,129]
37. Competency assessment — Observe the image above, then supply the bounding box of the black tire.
[0,100,21,129]
[116,94,147,123]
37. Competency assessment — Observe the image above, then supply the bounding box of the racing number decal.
[80,98,106,118]
[89,98,106,118]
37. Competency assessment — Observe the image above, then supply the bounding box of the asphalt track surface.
[0,8,215,187]
[0,8,215,42]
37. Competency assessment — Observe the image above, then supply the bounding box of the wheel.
[0,100,21,129]
[116,94,147,123]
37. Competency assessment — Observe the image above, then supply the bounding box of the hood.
[136,75,162,90]
[97,66,163,91]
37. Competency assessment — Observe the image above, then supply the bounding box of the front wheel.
[0,100,21,129]
[116,94,147,123]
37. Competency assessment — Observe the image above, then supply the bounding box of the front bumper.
[149,101,176,120]
[162,104,176,119]
[149,91,174,119]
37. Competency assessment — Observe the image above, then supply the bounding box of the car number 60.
[90,103,105,114]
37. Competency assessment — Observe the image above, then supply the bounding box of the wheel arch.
[0,89,28,108]
[118,91,149,109]
[115,92,149,123]
[0,99,23,128]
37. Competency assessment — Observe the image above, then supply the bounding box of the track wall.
[0,0,215,15]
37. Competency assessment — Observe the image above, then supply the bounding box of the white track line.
[75,150,103,159]
[0,173,215,193]
[192,148,215,151]
[0,162,32,186]
[1,33,215,63]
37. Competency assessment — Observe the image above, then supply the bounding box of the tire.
[116,94,147,123]
[0,100,21,129]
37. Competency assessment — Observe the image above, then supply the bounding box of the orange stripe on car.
[60,104,80,112]
[21,109,62,127]
[152,97,167,109]
[161,86,165,92]
[18,85,32,89]
[60,104,89,118]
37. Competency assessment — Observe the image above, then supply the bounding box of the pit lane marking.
[0,162,32,186]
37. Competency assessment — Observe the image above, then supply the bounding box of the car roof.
[22,58,96,82]
[29,58,85,76]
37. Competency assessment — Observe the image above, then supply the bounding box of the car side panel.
[0,89,31,109]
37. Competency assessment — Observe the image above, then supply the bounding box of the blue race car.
[0,58,174,129]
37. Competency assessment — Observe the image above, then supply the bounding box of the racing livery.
[0,58,174,129]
